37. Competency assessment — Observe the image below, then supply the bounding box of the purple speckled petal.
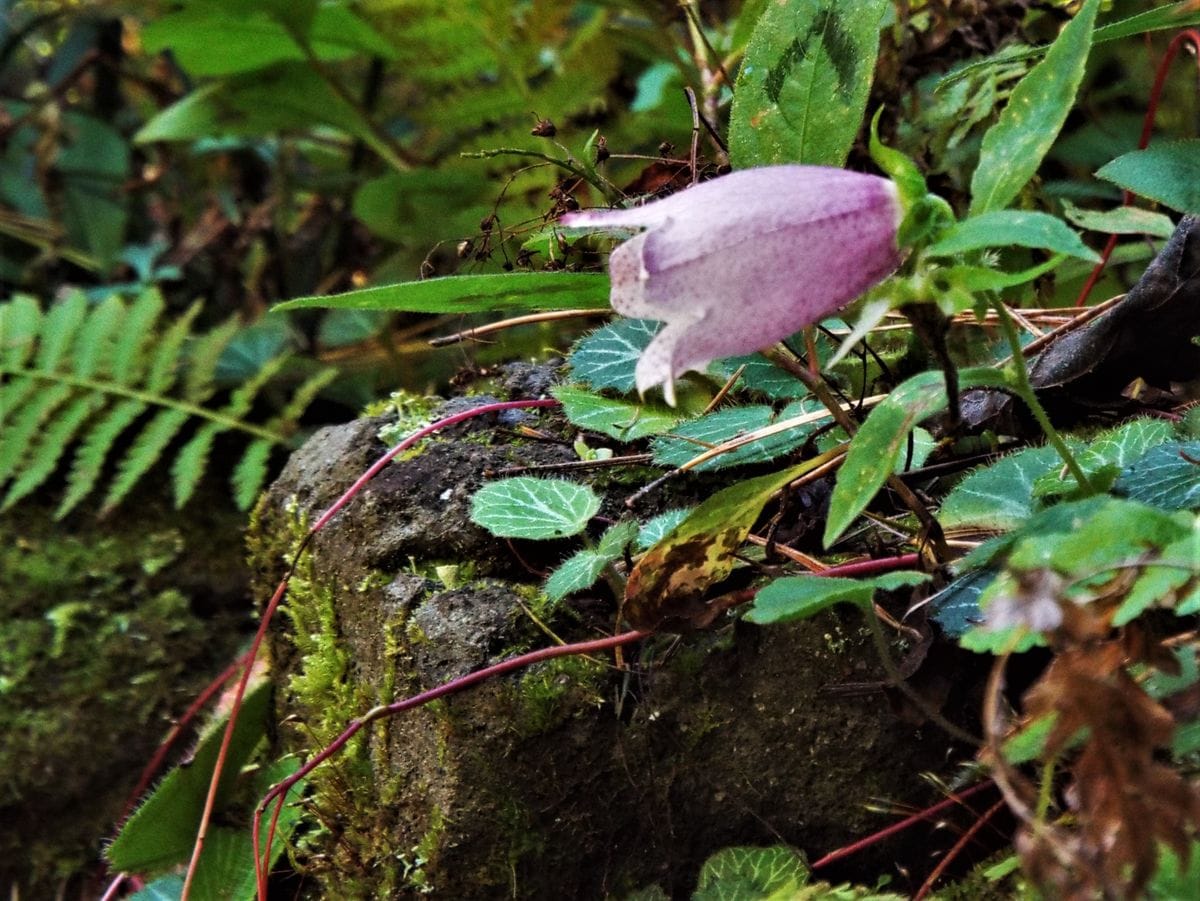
[563,166,902,404]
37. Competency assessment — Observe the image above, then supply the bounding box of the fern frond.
[72,295,125,379]
[232,438,273,511]
[35,292,88,371]
[0,383,73,484]
[2,394,102,511]
[143,301,201,394]
[170,422,222,509]
[56,398,145,518]
[183,317,240,400]
[0,296,42,368]
[278,368,339,425]
[110,288,164,384]
[0,289,336,517]
[101,408,191,515]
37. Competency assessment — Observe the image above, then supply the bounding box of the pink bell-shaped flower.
[561,166,903,405]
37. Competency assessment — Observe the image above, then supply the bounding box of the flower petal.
[565,166,903,404]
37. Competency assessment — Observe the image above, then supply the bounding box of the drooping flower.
[561,166,903,405]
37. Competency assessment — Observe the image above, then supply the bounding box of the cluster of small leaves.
[0,289,333,517]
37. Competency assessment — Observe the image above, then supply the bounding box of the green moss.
[370,391,441,447]
[0,505,242,894]
[396,804,447,894]
[513,654,607,736]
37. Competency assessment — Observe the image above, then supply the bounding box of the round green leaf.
[470,477,601,539]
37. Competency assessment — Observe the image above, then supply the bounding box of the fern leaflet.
[0,288,332,517]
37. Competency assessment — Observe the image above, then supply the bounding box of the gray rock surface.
[256,399,958,898]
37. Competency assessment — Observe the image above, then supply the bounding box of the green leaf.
[1116,441,1200,511]
[1113,564,1193,627]
[58,115,130,270]
[1034,417,1175,500]
[231,437,274,511]
[1096,141,1200,215]
[651,400,825,472]
[694,846,808,900]
[626,463,814,628]
[274,272,611,315]
[172,423,223,509]
[728,0,890,168]
[189,758,306,901]
[0,295,41,369]
[747,571,928,625]
[553,385,681,442]
[1061,201,1175,238]
[107,682,272,873]
[137,65,383,149]
[969,0,1099,215]
[707,353,809,400]
[142,4,395,76]
[1,394,102,511]
[1092,2,1200,45]
[1006,498,1189,576]
[925,211,1099,261]
[100,409,191,515]
[939,444,1064,531]
[637,509,693,551]
[545,550,610,601]
[544,522,636,602]
[929,569,993,638]
[569,319,658,393]
[470,477,601,539]
[824,367,1007,547]
[55,399,144,518]
[597,520,638,559]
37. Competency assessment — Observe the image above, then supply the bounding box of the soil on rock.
[256,393,959,899]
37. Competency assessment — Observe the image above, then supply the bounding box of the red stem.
[252,628,650,895]
[1074,29,1200,308]
[809,780,994,871]
[816,553,921,579]
[913,798,1006,900]
[179,398,560,900]
[120,651,249,821]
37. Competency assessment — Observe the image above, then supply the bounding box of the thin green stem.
[990,299,1095,492]
[1035,756,1057,822]
[3,365,285,444]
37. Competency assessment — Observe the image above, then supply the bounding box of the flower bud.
[561,166,902,405]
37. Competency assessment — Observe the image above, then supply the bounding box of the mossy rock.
[254,400,961,898]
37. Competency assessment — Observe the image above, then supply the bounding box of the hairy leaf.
[569,319,659,394]
[926,210,1099,261]
[825,367,1007,546]
[729,0,889,167]
[553,385,681,442]
[470,477,601,540]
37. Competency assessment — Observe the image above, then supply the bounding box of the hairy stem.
[990,299,1094,492]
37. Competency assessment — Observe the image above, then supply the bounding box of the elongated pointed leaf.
[969,0,1099,214]
[824,368,1007,547]
[274,272,611,314]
